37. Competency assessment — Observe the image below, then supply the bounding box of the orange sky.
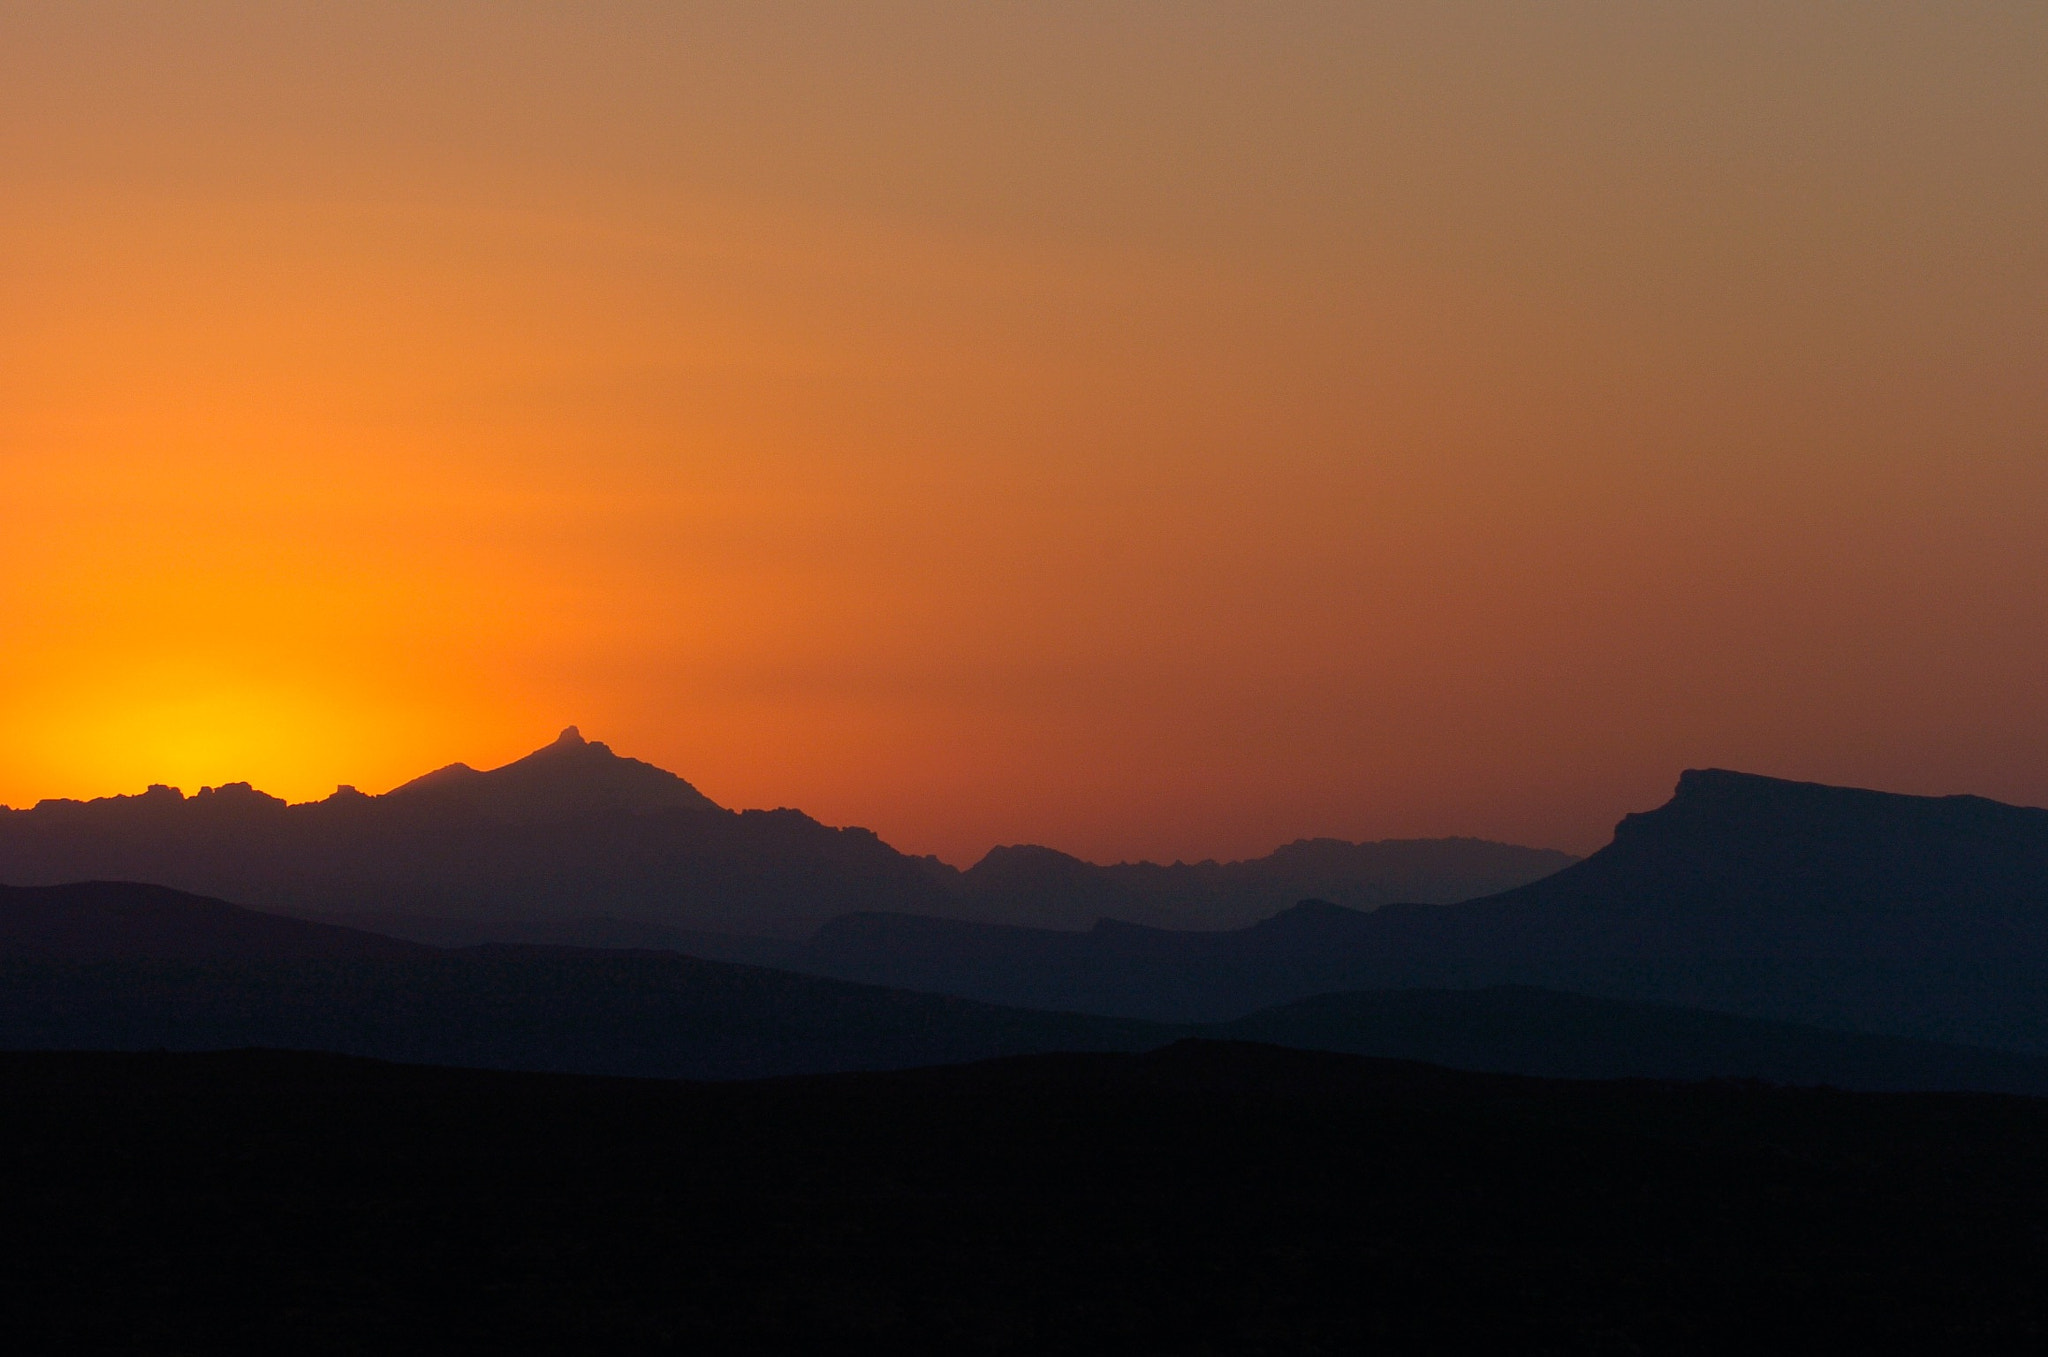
[3,3,2045,863]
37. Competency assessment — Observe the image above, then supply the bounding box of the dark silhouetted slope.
[4,1042,2048,1353]
[0,883,1161,1078]
[0,881,431,961]
[0,950,1165,1079]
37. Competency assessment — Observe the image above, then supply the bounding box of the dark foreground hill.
[793,770,2048,1052]
[1210,985,2048,1093]
[0,881,1158,1079]
[4,1043,2047,1355]
[0,727,1570,935]
[8,881,2048,1093]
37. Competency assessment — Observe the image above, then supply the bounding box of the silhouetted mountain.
[0,729,1570,936]
[1354,767,2048,966]
[6,1042,2048,1353]
[789,771,2048,1052]
[6,880,2046,1093]
[383,725,722,820]
[0,732,955,937]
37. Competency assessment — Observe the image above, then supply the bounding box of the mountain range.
[12,736,2048,1079]
[0,727,1574,936]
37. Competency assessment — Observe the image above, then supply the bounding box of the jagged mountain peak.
[382,729,722,821]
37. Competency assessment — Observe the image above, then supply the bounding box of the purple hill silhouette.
[0,730,1571,937]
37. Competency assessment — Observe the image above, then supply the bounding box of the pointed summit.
[385,729,721,821]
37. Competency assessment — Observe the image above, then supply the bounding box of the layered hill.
[19,752,2048,1056]
[0,728,1571,936]
[0,881,1158,1078]
[5,880,2046,1094]
[789,770,2048,1051]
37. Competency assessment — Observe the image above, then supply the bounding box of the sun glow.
[0,664,509,807]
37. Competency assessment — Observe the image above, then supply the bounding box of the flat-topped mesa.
[1433,767,2048,977]
[1610,767,2048,853]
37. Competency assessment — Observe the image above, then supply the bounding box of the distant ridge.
[954,835,1576,929]
[0,730,1572,937]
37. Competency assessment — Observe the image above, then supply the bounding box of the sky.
[3,2,2045,863]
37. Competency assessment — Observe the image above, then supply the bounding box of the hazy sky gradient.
[4,3,2045,861]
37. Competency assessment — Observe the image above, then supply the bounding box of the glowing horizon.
[5,4,2046,864]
